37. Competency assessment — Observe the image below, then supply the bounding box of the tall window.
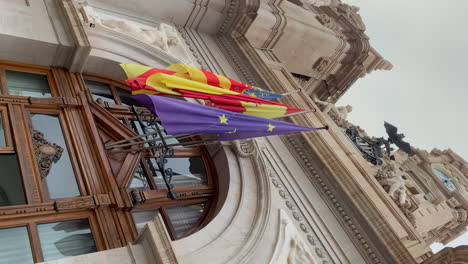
[83,75,217,240]
[0,64,100,263]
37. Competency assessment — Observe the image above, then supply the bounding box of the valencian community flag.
[121,64,302,119]
[122,63,283,100]
[133,94,324,141]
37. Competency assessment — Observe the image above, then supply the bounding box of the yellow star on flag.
[248,92,257,97]
[267,123,275,132]
[219,114,229,125]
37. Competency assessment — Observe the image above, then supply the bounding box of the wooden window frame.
[0,63,59,98]
[0,211,104,263]
[0,105,14,153]
[25,108,87,202]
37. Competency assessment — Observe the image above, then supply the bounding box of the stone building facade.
[0,0,465,263]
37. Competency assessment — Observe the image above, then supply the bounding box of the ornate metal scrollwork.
[31,129,64,178]
[345,126,383,165]
[131,106,177,199]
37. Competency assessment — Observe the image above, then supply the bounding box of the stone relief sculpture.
[313,95,352,128]
[269,210,317,264]
[76,3,192,63]
[374,158,417,226]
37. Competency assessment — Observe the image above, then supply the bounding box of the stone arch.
[171,139,272,264]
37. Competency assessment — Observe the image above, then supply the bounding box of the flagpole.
[280,88,302,96]
[108,139,217,153]
[273,109,316,119]
[105,131,169,147]
[106,134,198,149]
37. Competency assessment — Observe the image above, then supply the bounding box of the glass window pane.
[31,114,80,199]
[166,203,205,238]
[117,87,142,106]
[0,115,5,147]
[0,226,34,264]
[84,80,115,104]
[0,154,26,206]
[132,210,159,234]
[129,163,150,190]
[148,157,207,189]
[38,219,97,262]
[6,70,51,98]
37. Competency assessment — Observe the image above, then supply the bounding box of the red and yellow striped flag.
[121,64,303,118]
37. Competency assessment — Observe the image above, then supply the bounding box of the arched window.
[432,167,457,191]
[83,74,217,240]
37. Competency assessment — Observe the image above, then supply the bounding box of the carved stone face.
[345,105,353,112]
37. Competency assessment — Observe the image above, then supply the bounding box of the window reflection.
[166,203,205,238]
[30,114,80,199]
[84,80,115,104]
[0,115,5,147]
[0,154,26,206]
[129,163,150,190]
[148,157,207,189]
[0,226,34,264]
[6,70,51,98]
[38,219,97,262]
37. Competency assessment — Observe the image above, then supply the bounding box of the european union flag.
[133,94,321,141]
[241,86,283,101]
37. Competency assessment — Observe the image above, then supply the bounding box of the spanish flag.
[121,64,304,118]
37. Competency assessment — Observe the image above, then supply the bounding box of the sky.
[337,0,468,253]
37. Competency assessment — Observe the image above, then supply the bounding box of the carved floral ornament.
[31,129,64,178]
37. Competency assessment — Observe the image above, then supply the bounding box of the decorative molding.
[315,14,340,31]
[28,96,79,106]
[313,56,333,73]
[269,209,318,264]
[175,25,209,70]
[231,139,259,158]
[283,134,386,264]
[31,129,64,179]
[265,159,332,263]
[54,196,96,211]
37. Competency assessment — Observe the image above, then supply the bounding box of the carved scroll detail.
[31,129,64,178]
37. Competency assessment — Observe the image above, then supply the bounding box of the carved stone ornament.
[336,3,366,31]
[76,3,192,64]
[315,14,340,31]
[231,139,259,158]
[313,57,332,73]
[31,129,64,178]
[269,210,318,264]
